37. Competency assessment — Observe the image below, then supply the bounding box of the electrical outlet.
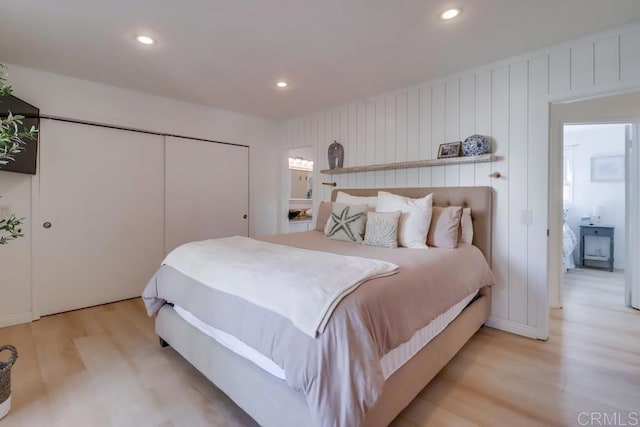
[0,205,10,221]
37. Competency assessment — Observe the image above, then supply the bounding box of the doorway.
[562,123,628,307]
[549,91,640,313]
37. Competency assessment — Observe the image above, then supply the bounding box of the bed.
[562,208,577,272]
[144,186,493,427]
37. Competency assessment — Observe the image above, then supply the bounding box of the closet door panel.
[165,137,249,253]
[35,120,164,316]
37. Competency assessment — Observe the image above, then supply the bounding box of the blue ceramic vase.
[462,135,489,156]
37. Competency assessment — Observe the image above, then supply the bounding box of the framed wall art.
[591,155,624,182]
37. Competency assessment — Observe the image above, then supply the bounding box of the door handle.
[243,214,248,219]
[43,222,52,229]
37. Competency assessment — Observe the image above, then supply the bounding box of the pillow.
[460,207,473,244]
[336,191,378,209]
[427,206,463,249]
[363,211,402,248]
[324,202,368,243]
[315,201,333,232]
[376,191,433,249]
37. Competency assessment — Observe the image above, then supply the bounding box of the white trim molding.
[0,312,33,328]
[486,317,543,340]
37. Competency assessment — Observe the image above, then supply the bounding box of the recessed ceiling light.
[136,35,155,45]
[276,81,288,88]
[440,8,461,20]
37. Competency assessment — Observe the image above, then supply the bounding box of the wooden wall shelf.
[320,154,499,175]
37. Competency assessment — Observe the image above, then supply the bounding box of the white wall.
[564,124,626,269]
[283,21,640,339]
[0,64,281,326]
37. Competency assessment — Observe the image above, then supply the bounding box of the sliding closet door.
[35,120,164,316]
[165,136,249,253]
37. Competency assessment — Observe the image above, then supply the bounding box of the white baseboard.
[549,297,562,309]
[485,317,540,339]
[0,312,33,328]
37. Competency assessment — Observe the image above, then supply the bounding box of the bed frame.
[156,186,493,427]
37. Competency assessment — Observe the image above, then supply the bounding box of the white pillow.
[460,207,474,244]
[336,191,378,209]
[376,191,433,249]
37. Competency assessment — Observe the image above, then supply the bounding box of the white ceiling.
[1,1,640,121]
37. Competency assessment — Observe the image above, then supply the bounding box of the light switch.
[520,209,533,225]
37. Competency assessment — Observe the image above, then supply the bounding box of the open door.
[626,124,639,309]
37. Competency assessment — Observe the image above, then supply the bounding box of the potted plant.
[0,64,37,245]
[0,345,17,419]
[0,64,35,420]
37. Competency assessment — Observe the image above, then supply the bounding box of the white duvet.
[162,236,399,337]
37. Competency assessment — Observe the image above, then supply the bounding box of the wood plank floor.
[0,268,638,426]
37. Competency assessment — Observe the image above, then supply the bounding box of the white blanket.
[162,236,399,337]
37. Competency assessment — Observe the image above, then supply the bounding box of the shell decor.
[462,135,489,156]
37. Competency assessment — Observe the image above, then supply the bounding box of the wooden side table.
[579,225,615,272]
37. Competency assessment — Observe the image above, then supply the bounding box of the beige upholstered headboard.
[331,187,493,262]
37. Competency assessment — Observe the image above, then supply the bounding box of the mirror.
[288,146,314,201]
[290,169,311,198]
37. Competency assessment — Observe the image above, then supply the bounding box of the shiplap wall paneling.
[595,36,620,86]
[459,75,476,187]
[407,91,420,187]
[571,43,595,91]
[527,55,550,328]
[549,50,571,94]
[384,96,397,187]
[418,86,433,187]
[365,101,376,188]
[508,61,529,325]
[475,71,492,188]
[445,79,461,187]
[287,22,640,339]
[394,93,406,186]
[375,98,386,188]
[356,103,366,188]
[395,92,408,187]
[312,116,321,217]
[490,66,510,321]
[431,83,446,187]
[320,112,336,200]
[340,108,352,188]
[620,29,640,81]
[341,108,350,189]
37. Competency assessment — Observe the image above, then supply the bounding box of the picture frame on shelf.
[437,141,461,159]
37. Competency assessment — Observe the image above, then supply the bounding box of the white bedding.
[163,236,399,337]
[563,223,577,271]
[173,289,478,381]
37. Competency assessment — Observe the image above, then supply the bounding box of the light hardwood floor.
[0,268,638,426]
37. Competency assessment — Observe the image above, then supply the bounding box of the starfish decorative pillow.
[324,202,368,243]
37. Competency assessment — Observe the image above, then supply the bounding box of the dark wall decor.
[328,140,344,169]
[0,95,39,175]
